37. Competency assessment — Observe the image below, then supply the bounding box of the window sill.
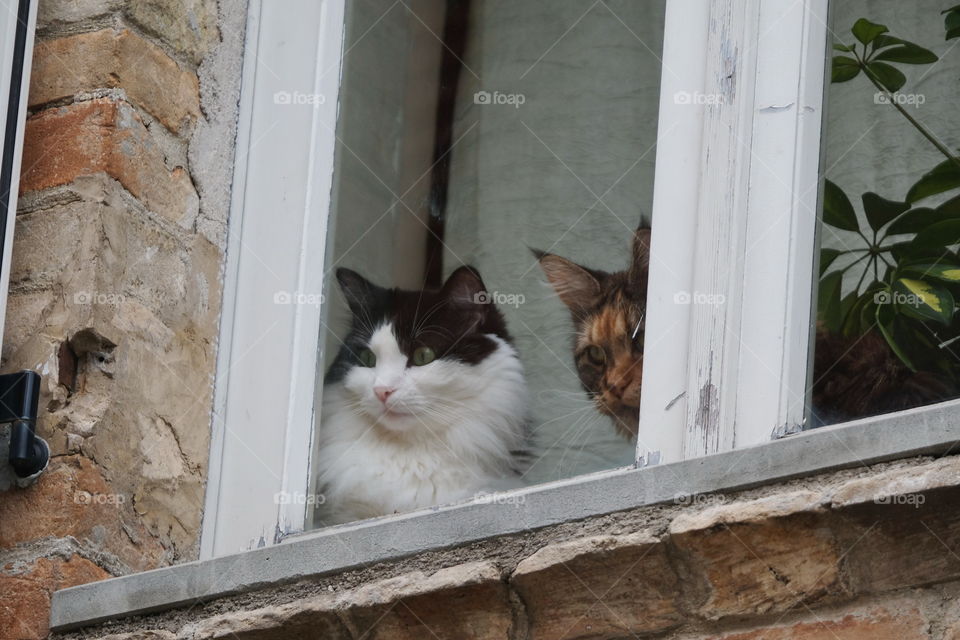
[51,399,960,632]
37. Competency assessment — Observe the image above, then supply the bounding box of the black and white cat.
[315,266,529,524]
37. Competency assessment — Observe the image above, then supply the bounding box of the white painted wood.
[681,0,761,459]
[0,0,38,349]
[642,0,828,462]
[200,0,346,559]
[735,0,828,446]
[636,0,711,467]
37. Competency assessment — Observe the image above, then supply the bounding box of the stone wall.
[0,0,245,638]
[49,454,960,639]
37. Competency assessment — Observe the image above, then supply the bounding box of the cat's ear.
[336,268,383,316]
[441,266,487,307]
[629,227,651,292]
[532,249,601,312]
[441,266,488,329]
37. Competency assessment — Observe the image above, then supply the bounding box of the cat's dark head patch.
[534,226,650,437]
[326,266,510,383]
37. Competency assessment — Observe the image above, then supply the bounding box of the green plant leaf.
[852,18,889,45]
[837,291,859,333]
[858,295,879,336]
[901,263,960,283]
[885,207,954,235]
[889,240,960,263]
[873,42,938,64]
[946,6,960,36]
[871,34,906,49]
[819,248,843,276]
[865,61,907,91]
[887,196,960,236]
[818,270,845,332]
[906,159,960,203]
[833,43,855,52]
[876,303,918,371]
[841,291,871,337]
[911,218,960,249]
[893,277,955,325]
[948,27,960,41]
[938,193,960,214]
[832,56,861,83]
[823,179,859,231]
[862,192,909,231]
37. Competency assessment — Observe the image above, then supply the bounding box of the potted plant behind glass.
[814,10,960,423]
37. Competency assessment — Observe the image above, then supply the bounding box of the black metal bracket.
[1,370,47,479]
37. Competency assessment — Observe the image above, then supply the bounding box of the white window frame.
[200,0,924,559]
[638,0,828,463]
[0,0,39,343]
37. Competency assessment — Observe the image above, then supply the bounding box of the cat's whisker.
[526,403,596,436]
[523,410,604,478]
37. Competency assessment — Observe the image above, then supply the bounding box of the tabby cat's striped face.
[575,296,645,435]
[536,228,650,438]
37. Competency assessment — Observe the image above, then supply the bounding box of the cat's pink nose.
[374,386,396,403]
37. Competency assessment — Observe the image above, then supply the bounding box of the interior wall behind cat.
[444,1,666,482]
[320,0,444,380]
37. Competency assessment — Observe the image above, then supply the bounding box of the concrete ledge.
[50,399,960,631]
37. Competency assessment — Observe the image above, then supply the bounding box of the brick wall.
[0,1,243,638]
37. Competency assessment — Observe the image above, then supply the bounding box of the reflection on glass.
[813,1,960,426]
[308,0,665,527]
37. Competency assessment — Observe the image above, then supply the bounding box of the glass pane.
[310,0,664,527]
[812,0,960,426]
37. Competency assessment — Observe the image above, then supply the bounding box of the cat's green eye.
[357,348,376,367]
[412,346,436,366]
[586,345,606,365]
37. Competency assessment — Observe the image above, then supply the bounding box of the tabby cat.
[537,226,955,435]
[315,266,528,524]
[533,228,650,437]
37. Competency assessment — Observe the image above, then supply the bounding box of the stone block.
[511,533,684,639]
[30,29,201,133]
[669,492,844,619]
[125,0,219,66]
[20,98,199,227]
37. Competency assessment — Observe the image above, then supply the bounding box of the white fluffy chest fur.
[315,325,528,524]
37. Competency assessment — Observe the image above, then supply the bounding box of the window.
[201,0,958,558]
[812,1,960,426]
[310,0,665,529]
